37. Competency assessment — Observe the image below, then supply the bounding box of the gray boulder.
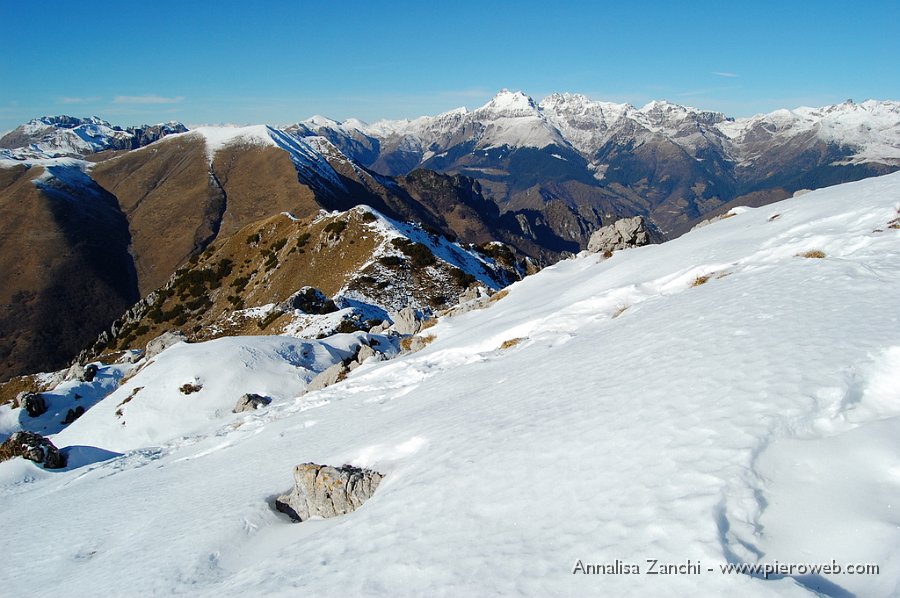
[356,344,377,364]
[391,306,421,335]
[232,393,272,413]
[65,362,86,381]
[144,330,187,361]
[0,431,66,469]
[275,463,383,522]
[306,363,348,392]
[587,216,665,254]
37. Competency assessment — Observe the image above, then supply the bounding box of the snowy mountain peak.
[475,89,540,117]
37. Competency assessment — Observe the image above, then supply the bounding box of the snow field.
[0,173,899,596]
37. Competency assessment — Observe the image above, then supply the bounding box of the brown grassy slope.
[103,209,384,351]
[90,135,218,295]
[0,165,138,381]
[210,145,321,237]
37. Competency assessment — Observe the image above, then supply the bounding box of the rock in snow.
[587,216,665,254]
[0,431,66,469]
[305,362,348,392]
[390,306,421,335]
[232,393,272,413]
[22,392,47,418]
[275,463,384,522]
[144,330,187,361]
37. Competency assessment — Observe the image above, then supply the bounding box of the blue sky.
[2,0,898,131]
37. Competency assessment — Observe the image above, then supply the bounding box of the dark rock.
[82,364,98,382]
[0,431,66,469]
[232,393,272,413]
[62,406,85,425]
[275,463,383,522]
[279,287,338,315]
[22,393,47,418]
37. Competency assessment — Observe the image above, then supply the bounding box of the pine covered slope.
[1,172,898,596]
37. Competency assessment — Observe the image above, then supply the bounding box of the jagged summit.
[474,89,540,117]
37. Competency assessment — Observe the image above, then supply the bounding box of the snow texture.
[1,173,900,596]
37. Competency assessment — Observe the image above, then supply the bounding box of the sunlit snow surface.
[2,174,900,596]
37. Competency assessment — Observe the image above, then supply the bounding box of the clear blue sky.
[2,0,898,132]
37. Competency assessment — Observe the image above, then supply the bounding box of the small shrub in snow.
[499,337,525,350]
[488,289,509,304]
[179,383,202,395]
[797,250,826,259]
[692,275,711,287]
[400,334,435,353]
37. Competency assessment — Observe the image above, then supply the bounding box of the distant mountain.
[294,90,900,237]
[0,115,187,159]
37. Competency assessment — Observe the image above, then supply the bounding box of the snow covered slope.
[2,173,900,596]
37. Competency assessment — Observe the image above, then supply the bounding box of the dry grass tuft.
[115,386,143,418]
[179,382,202,395]
[0,374,45,407]
[499,337,526,350]
[611,305,628,319]
[400,334,436,352]
[420,318,438,331]
[797,249,826,259]
[692,275,711,287]
[488,289,509,304]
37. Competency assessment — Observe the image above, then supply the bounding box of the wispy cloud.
[60,96,98,104]
[113,95,184,105]
[712,71,739,78]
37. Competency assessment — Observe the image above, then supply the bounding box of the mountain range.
[1,91,899,380]
[294,90,900,236]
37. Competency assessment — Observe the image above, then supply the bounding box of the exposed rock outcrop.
[144,330,187,361]
[391,306,422,335]
[232,393,271,413]
[275,463,383,522]
[0,431,66,469]
[587,216,665,254]
[306,363,348,392]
